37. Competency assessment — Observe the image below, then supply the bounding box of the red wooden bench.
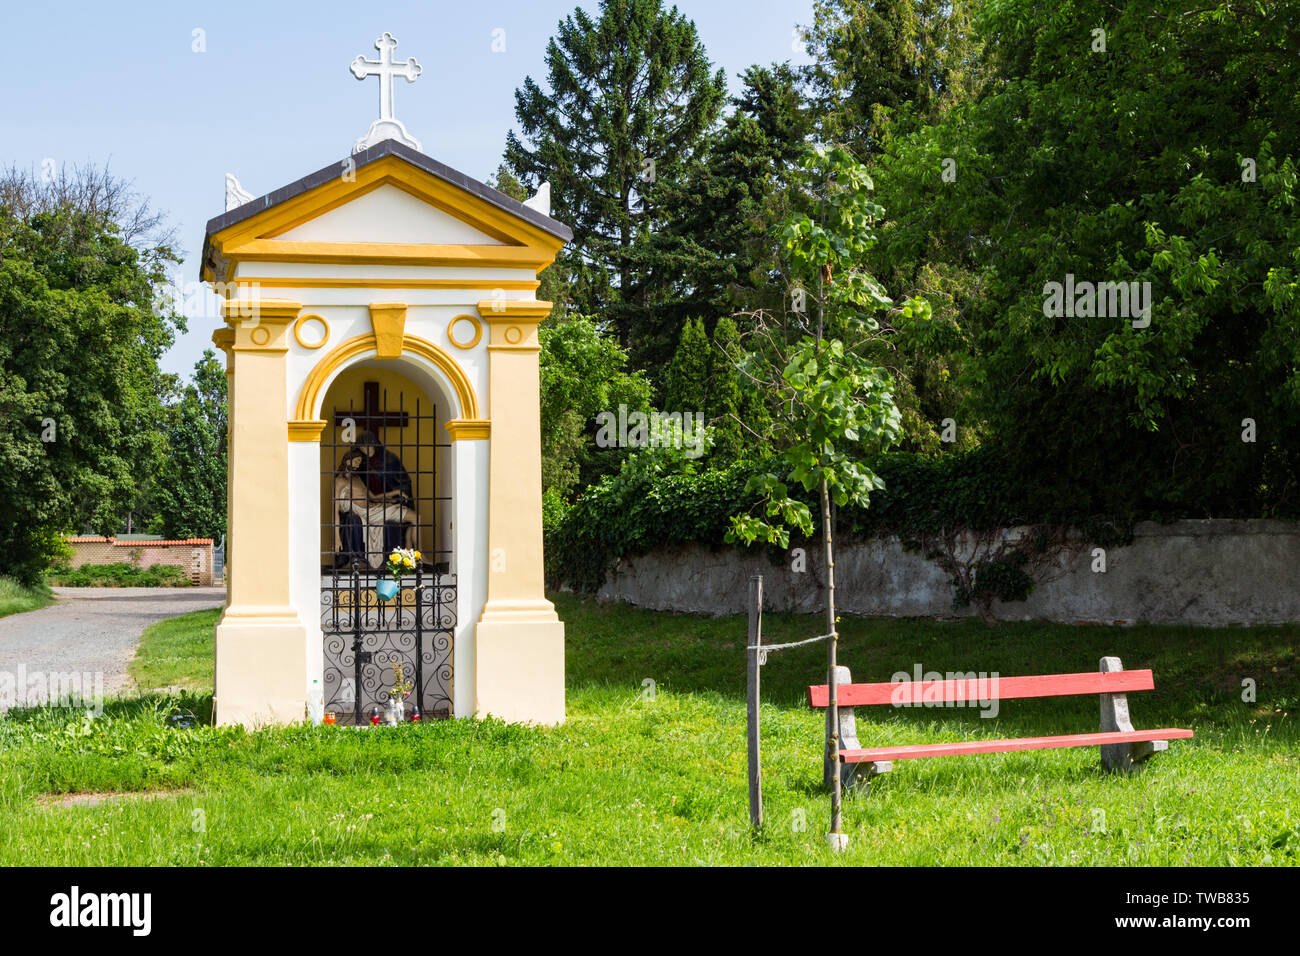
[808,656,1193,786]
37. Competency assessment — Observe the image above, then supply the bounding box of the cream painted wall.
[285,334,490,719]
[452,438,489,718]
[277,184,506,245]
[289,441,324,717]
[282,305,489,425]
[212,150,563,727]
[233,261,539,284]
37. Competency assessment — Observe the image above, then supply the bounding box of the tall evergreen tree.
[707,316,744,461]
[801,0,979,155]
[664,318,710,414]
[655,64,815,334]
[504,0,726,366]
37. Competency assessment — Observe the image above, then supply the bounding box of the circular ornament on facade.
[250,326,271,346]
[293,313,330,350]
[448,314,483,350]
[504,325,523,345]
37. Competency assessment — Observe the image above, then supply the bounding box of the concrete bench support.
[1099,656,1168,771]
[824,665,892,789]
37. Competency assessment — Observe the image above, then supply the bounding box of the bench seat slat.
[839,728,1194,763]
[808,669,1155,708]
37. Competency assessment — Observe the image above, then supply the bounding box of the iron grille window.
[319,385,455,723]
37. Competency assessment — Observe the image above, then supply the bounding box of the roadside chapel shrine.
[202,33,570,727]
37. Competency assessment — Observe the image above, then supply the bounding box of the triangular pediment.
[276,183,506,245]
[201,142,569,282]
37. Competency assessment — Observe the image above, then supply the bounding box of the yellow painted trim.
[293,314,330,350]
[288,420,328,442]
[445,419,491,442]
[369,303,407,359]
[295,332,481,423]
[475,298,554,320]
[447,314,483,350]
[252,168,531,247]
[224,239,551,271]
[227,276,540,292]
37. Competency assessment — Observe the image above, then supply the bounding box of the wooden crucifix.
[334,381,409,436]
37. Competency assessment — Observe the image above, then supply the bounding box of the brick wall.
[65,537,215,586]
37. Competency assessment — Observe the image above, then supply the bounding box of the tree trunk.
[815,191,842,839]
[822,477,841,837]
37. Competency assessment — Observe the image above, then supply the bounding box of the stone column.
[473,299,565,724]
[212,299,311,727]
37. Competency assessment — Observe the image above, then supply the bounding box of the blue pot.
[375,579,400,601]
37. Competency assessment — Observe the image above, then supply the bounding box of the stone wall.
[65,537,215,586]
[591,519,1300,626]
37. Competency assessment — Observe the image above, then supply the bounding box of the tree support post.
[747,574,763,830]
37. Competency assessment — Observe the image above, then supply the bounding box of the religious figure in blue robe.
[335,431,415,569]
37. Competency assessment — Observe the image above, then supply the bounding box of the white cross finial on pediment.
[350,32,423,155]
[225,173,254,212]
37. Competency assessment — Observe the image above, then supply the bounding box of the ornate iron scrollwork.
[321,568,455,723]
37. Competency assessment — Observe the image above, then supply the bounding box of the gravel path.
[0,587,226,708]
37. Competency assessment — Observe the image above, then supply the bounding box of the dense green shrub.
[46,562,192,588]
[545,440,766,593]
[545,445,1160,596]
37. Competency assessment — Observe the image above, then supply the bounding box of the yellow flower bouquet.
[377,547,422,601]
[384,547,422,582]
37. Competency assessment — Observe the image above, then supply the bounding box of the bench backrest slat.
[807,669,1155,708]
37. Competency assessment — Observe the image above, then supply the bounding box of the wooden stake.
[747,573,763,830]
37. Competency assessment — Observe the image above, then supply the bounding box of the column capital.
[211,327,236,359]
[222,298,303,324]
[222,298,302,352]
[475,298,553,321]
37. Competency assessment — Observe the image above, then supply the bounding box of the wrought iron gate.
[321,569,455,723]
[320,384,454,723]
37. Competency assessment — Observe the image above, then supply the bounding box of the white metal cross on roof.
[350,32,423,154]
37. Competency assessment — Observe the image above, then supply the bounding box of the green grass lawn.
[0,577,54,620]
[0,594,1296,866]
[128,609,218,692]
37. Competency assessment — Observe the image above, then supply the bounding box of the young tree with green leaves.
[727,145,927,844]
[873,0,1300,518]
[540,313,652,498]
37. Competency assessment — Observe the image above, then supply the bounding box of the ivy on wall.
[545,447,1150,605]
[546,437,1300,609]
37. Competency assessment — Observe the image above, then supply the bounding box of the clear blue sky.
[0,0,815,377]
